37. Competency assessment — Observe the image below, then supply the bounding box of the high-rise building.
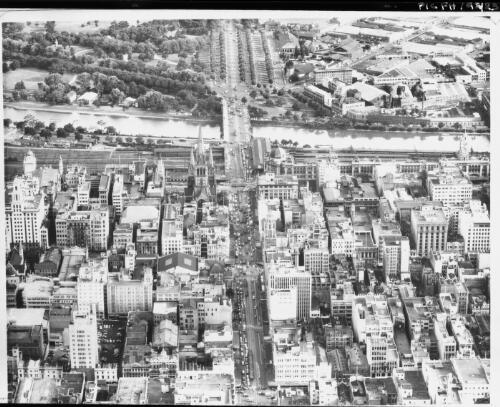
[257,173,299,200]
[57,207,109,251]
[161,204,184,256]
[106,268,153,315]
[76,181,91,206]
[379,235,410,282]
[77,257,109,318]
[411,205,448,257]
[5,175,49,249]
[268,287,297,323]
[273,332,330,385]
[69,306,99,369]
[458,200,490,253]
[113,223,134,252]
[98,174,111,206]
[427,166,472,207]
[434,314,456,361]
[366,335,399,378]
[112,174,125,217]
[267,262,312,321]
[303,247,330,288]
[352,295,393,343]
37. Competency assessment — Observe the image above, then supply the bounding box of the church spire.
[458,127,471,160]
[208,144,214,168]
[197,126,205,154]
[190,148,196,167]
[59,155,64,175]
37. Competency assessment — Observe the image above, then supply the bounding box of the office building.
[267,262,312,321]
[458,200,490,253]
[5,175,48,249]
[69,306,99,369]
[379,235,410,282]
[107,268,153,315]
[411,205,448,257]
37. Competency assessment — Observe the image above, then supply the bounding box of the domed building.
[270,146,289,164]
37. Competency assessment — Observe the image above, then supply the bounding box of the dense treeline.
[3,20,207,61]
[3,21,220,116]
[4,52,211,98]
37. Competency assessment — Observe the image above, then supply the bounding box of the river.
[4,106,490,153]
[3,106,222,140]
[252,125,490,153]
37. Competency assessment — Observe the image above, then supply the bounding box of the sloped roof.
[349,82,388,102]
[158,253,198,273]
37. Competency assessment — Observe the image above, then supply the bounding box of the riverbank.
[4,104,222,140]
[4,101,220,126]
[251,119,488,137]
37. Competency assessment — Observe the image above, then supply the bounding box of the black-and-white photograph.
[0,10,493,405]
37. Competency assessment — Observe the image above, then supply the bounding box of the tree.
[24,127,36,136]
[136,136,144,144]
[45,21,56,34]
[56,128,68,138]
[3,62,9,72]
[48,122,56,131]
[10,60,20,71]
[15,121,26,131]
[176,58,188,71]
[116,136,123,144]
[4,118,12,127]
[110,88,125,105]
[75,132,83,141]
[438,122,445,128]
[289,72,299,83]
[106,126,117,134]
[292,101,301,111]
[14,81,25,90]
[40,128,52,139]
[63,123,75,133]
[126,137,133,143]
[241,97,247,104]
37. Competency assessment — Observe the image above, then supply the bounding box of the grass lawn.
[21,20,110,34]
[145,53,194,68]
[54,20,111,33]
[4,68,74,90]
[4,68,47,90]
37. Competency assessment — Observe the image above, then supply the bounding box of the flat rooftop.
[452,358,489,384]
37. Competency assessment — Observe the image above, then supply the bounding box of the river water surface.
[4,106,490,152]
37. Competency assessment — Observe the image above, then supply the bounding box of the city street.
[218,20,253,183]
